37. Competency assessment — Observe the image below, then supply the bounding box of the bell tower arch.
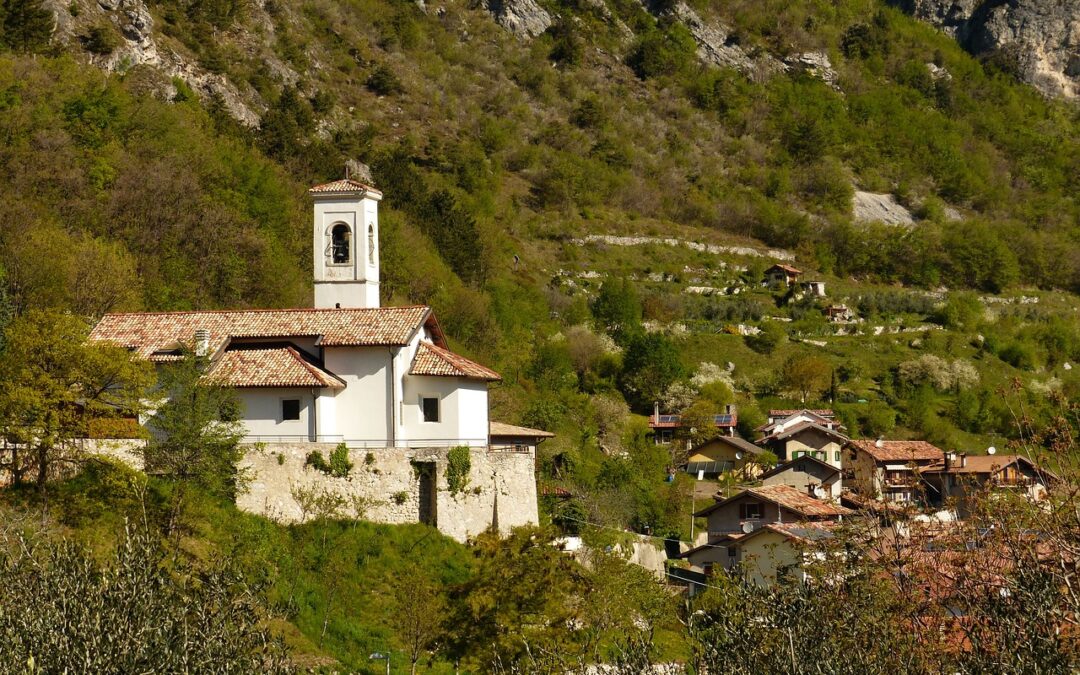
[309,175,382,309]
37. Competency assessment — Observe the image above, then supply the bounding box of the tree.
[780,354,831,403]
[392,564,448,674]
[0,518,292,672]
[592,278,642,345]
[0,310,154,493]
[144,349,243,498]
[744,321,786,354]
[1,0,53,53]
[619,332,685,411]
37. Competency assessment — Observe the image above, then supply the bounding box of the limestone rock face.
[853,191,915,226]
[895,0,1080,99]
[487,0,553,38]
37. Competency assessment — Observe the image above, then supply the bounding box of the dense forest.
[0,0,1078,669]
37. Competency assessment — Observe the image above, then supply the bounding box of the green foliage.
[628,22,697,79]
[305,443,353,478]
[446,445,471,497]
[82,21,122,55]
[0,310,154,490]
[366,64,403,95]
[0,521,292,673]
[1,0,53,52]
[144,351,243,498]
[592,278,643,345]
[745,321,786,354]
[620,332,685,411]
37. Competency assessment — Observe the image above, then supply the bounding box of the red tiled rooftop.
[308,178,383,196]
[849,439,944,463]
[206,346,345,389]
[410,341,501,381]
[90,306,438,359]
[697,484,852,518]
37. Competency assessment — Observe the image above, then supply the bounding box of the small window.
[331,224,351,264]
[835,450,842,463]
[421,396,440,423]
[367,224,376,266]
[727,546,737,558]
[282,399,301,421]
[740,502,763,519]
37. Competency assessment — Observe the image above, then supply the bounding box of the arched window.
[367,224,376,266]
[331,224,351,264]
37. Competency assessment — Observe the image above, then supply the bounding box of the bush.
[745,322,786,354]
[83,22,122,55]
[367,65,404,95]
[627,23,697,79]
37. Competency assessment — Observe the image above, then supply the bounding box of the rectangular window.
[727,546,737,558]
[835,451,842,463]
[740,502,763,519]
[281,399,301,421]
[421,396,440,423]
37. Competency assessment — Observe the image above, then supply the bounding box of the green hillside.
[0,0,1078,669]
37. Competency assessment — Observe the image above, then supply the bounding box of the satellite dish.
[735,451,744,460]
[741,522,754,534]
[987,446,996,455]
[813,485,826,499]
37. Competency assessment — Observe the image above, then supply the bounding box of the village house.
[649,403,737,445]
[759,455,843,500]
[680,484,850,576]
[923,452,1057,517]
[763,264,803,288]
[88,174,541,542]
[824,304,855,322]
[757,409,849,468]
[734,522,839,587]
[683,435,764,479]
[845,439,944,504]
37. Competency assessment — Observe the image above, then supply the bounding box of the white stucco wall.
[322,347,393,444]
[400,375,489,447]
[313,194,380,309]
[238,388,315,441]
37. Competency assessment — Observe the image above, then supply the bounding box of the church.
[89,176,545,541]
[92,178,501,449]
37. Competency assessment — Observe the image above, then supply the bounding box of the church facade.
[89,177,544,540]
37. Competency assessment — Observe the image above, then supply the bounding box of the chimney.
[194,328,211,357]
[726,403,737,416]
[944,451,953,471]
[653,401,660,423]
[958,453,967,468]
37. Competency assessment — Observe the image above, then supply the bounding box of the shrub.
[367,65,404,95]
[627,23,697,79]
[84,22,123,55]
[446,445,471,497]
[745,321,786,354]
[305,444,353,478]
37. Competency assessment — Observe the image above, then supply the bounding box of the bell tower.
[308,172,382,309]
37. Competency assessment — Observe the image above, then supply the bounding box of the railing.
[241,436,493,449]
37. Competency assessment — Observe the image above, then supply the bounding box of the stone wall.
[237,443,538,543]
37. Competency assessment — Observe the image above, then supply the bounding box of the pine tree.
[1,0,54,53]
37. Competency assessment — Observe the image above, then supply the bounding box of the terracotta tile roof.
[739,521,839,546]
[206,346,345,389]
[410,341,501,381]
[696,484,852,518]
[90,306,436,359]
[849,439,944,463]
[760,420,849,444]
[766,264,802,275]
[768,409,835,419]
[308,178,383,196]
[490,421,555,438]
[923,454,1058,480]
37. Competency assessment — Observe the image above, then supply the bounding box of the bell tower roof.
[308,179,383,198]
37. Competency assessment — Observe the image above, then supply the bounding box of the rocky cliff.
[894,0,1080,99]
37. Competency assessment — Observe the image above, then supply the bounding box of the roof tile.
[849,439,944,462]
[410,341,501,381]
[206,346,345,389]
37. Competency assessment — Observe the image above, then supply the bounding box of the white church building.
[89,177,544,540]
[92,178,501,448]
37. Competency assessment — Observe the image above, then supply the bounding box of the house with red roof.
[923,452,1058,517]
[844,439,945,504]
